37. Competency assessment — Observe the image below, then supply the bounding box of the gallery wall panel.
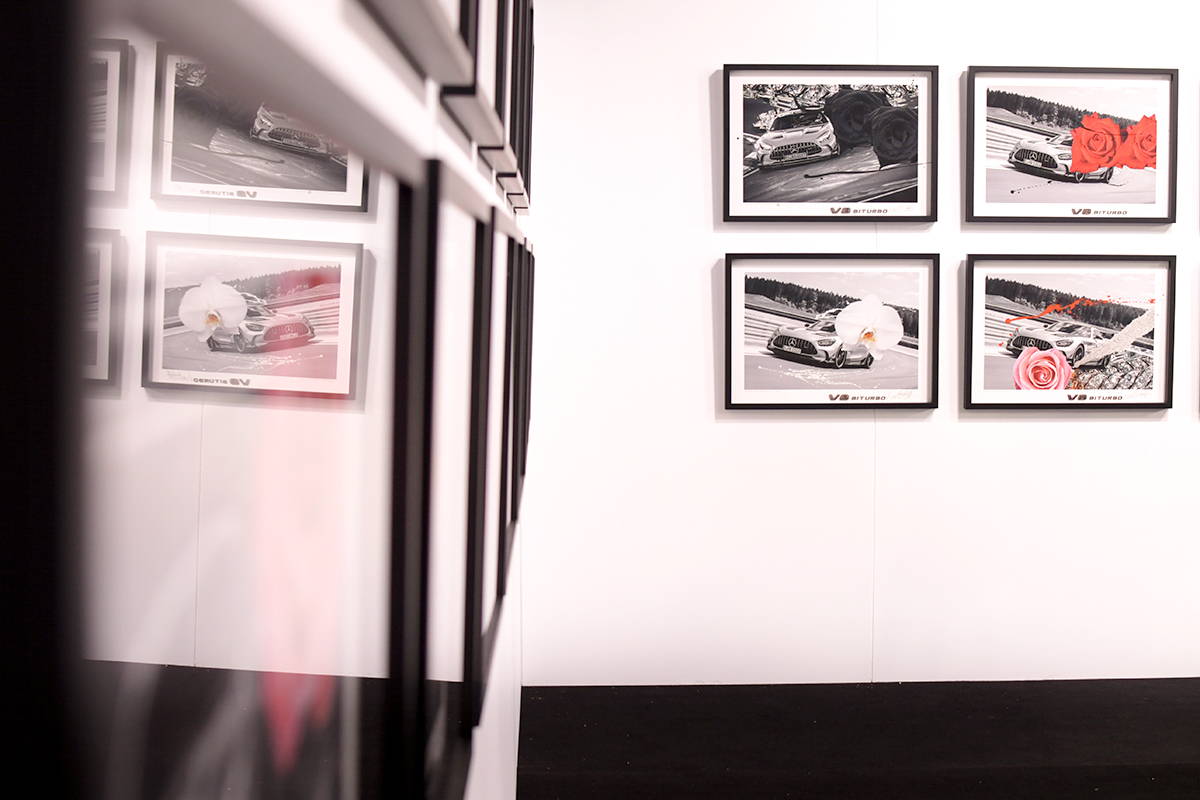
[525,0,1200,689]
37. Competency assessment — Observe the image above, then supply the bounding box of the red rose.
[1117,115,1157,169]
[1071,114,1121,173]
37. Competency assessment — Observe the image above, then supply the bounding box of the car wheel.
[1100,354,1112,368]
[1069,346,1084,366]
[1102,167,1114,183]
[862,353,874,369]
[834,350,846,369]
[206,336,219,352]
[1072,171,1086,183]
[234,334,248,353]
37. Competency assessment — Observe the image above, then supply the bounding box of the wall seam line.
[193,403,205,666]
[870,409,878,683]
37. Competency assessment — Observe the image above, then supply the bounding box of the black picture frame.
[508,242,532,518]
[723,64,938,222]
[965,66,1178,224]
[83,228,123,385]
[141,231,364,399]
[496,237,518,598]
[151,44,370,212]
[357,0,475,86]
[468,232,534,728]
[441,0,507,147]
[963,254,1175,410]
[464,208,496,727]
[485,0,532,201]
[725,253,940,410]
[396,160,479,800]
[88,38,132,202]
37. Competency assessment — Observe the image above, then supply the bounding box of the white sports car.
[1007,132,1113,183]
[766,318,873,369]
[750,109,839,168]
[1005,320,1113,367]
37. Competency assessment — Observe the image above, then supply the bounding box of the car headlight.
[817,338,836,347]
[244,323,265,332]
[1055,339,1073,347]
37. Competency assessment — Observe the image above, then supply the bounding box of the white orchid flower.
[834,294,904,355]
[178,277,247,341]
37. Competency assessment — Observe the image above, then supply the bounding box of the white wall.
[83,22,397,677]
[522,0,1200,686]
[82,4,525,797]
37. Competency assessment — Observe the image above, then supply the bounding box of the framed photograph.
[965,255,1175,409]
[723,64,937,222]
[725,253,939,409]
[83,229,121,383]
[142,232,363,398]
[88,39,131,198]
[441,0,506,146]
[358,0,476,86]
[153,46,368,210]
[966,67,1177,223]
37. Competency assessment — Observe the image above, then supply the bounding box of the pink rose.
[1013,347,1072,390]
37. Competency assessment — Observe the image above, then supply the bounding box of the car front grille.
[1013,148,1057,169]
[1012,335,1053,351]
[771,142,820,158]
[774,335,817,355]
[268,127,322,149]
[265,322,309,340]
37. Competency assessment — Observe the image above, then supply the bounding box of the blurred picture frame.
[152,45,369,210]
[83,229,122,384]
[142,232,363,398]
[88,39,132,200]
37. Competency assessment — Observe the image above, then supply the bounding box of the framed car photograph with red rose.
[966,67,1177,223]
[964,255,1175,410]
[723,65,937,222]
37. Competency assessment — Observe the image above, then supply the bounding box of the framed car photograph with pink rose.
[964,255,1175,410]
[966,66,1177,223]
[725,253,939,409]
[724,65,938,222]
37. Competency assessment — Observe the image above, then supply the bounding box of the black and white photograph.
[143,232,363,397]
[724,65,936,221]
[153,46,368,209]
[83,229,120,383]
[965,255,1174,409]
[967,67,1177,223]
[88,39,130,198]
[726,253,938,409]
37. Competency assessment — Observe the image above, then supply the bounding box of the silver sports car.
[207,302,316,353]
[750,109,839,168]
[1005,320,1113,367]
[766,318,873,369]
[1007,132,1113,183]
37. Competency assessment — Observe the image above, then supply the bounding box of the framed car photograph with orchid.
[725,253,939,409]
[964,255,1175,410]
[723,64,937,222]
[142,232,363,398]
[966,67,1177,223]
